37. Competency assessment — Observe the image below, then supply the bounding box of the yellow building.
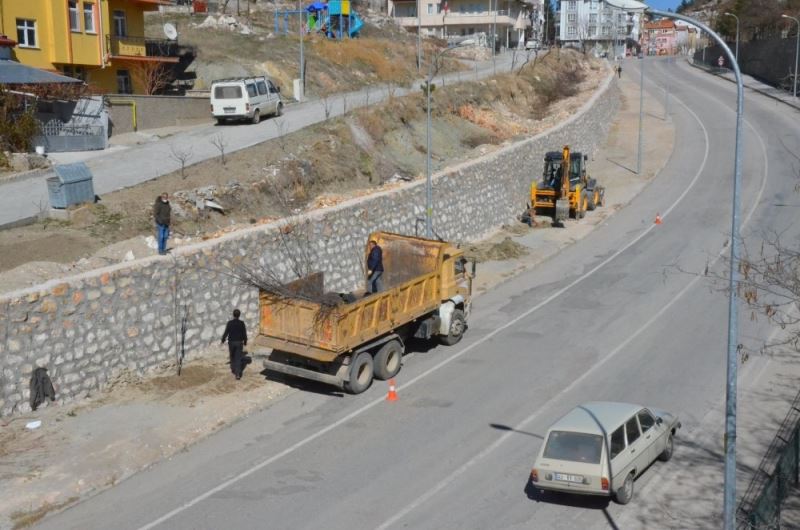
[0,0,178,93]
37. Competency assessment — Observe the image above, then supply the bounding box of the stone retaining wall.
[0,73,619,417]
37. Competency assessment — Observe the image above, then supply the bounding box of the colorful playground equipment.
[275,0,363,39]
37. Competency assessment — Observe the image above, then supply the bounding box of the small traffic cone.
[654,213,663,225]
[386,379,398,402]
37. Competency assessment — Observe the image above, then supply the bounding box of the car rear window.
[214,86,242,99]
[543,431,603,464]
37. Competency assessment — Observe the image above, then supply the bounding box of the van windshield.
[543,431,603,464]
[214,86,242,99]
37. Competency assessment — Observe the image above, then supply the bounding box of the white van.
[210,76,282,125]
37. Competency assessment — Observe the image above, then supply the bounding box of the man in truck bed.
[366,240,384,294]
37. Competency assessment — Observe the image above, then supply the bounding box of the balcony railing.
[106,35,181,58]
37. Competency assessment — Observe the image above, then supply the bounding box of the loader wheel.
[578,191,588,219]
[587,190,598,211]
[343,352,374,394]
[440,309,466,346]
[373,340,403,380]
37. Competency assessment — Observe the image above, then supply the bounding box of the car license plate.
[224,107,235,114]
[554,473,583,483]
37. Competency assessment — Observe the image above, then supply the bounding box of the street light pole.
[493,0,497,75]
[637,52,643,174]
[417,0,422,71]
[425,41,475,237]
[648,9,744,530]
[723,12,739,65]
[300,13,305,97]
[783,15,800,99]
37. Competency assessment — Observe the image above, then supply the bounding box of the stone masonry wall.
[0,73,619,417]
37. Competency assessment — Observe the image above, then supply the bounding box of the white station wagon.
[530,402,681,504]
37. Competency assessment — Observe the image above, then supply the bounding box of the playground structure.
[274,0,364,39]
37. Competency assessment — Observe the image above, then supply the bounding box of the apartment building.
[388,0,533,50]
[0,0,179,93]
[556,0,643,57]
[642,19,676,56]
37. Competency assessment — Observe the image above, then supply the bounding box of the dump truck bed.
[258,232,459,363]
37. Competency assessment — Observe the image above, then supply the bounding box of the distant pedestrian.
[616,64,622,78]
[221,309,248,380]
[366,239,384,294]
[153,192,171,255]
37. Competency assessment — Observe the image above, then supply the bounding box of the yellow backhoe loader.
[525,145,604,226]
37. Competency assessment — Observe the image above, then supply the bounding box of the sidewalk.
[689,58,800,111]
[0,52,520,228]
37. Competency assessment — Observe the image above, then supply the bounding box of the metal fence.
[737,388,800,529]
[33,122,107,152]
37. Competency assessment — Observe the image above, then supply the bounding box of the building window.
[117,69,132,94]
[568,1,576,10]
[63,65,86,81]
[602,25,609,35]
[69,1,80,31]
[567,25,576,36]
[16,19,37,48]
[589,13,597,23]
[567,13,576,22]
[83,3,96,33]
[588,25,596,36]
[113,10,127,37]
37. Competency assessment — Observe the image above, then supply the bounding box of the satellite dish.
[163,23,178,41]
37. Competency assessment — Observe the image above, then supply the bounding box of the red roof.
[644,20,676,30]
[0,35,17,47]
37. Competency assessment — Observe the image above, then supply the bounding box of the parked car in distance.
[210,76,282,125]
[530,402,681,505]
[524,40,540,50]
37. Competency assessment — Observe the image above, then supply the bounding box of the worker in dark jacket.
[366,239,384,294]
[221,309,248,380]
[153,192,171,256]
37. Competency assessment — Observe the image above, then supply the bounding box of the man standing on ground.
[366,239,384,294]
[222,309,248,380]
[153,192,171,256]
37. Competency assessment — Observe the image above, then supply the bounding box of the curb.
[688,59,800,112]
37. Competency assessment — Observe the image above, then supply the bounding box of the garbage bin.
[47,163,95,209]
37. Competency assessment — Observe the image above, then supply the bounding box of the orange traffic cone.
[654,213,663,225]
[386,379,398,402]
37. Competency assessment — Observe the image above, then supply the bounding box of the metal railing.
[106,35,181,58]
[737,388,800,529]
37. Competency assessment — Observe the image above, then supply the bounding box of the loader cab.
[543,151,587,189]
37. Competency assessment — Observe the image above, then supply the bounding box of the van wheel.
[614,473,635,505]
[373,340,403,380]
[343,352,373,394]
[251,110,261,124]
[275,102,283,117]
[440,309,466,346]
[659,433,674,462]
[216,118,227,125]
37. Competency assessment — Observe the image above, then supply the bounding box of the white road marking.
[138,73,764,530]
[375,83,772,529]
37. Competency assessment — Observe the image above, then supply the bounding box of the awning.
[0,59,82,84]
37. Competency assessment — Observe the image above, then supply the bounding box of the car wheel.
[659,433,674,462]
[275,102,283,117]
[439,309,466,346]
[373,340,403,380]
[614,473,635,505]
[343,351,373,394]
[251,110,261,124]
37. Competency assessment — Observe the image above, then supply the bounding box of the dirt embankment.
[0,50,607,293]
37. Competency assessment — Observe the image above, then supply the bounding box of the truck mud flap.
[262,359,345,389]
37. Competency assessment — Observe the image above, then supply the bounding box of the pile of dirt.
[465,236,530,263]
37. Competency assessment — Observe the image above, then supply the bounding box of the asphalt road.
[0,52,518,228]
[34,58,800,530]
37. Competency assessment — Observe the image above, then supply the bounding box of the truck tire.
[373,340,403,380]
[440,309,466,346]
[343,352,374,394]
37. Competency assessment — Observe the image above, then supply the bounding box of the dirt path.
[0,64,656,530]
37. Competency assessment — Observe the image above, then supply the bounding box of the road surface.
[34,58,800,529]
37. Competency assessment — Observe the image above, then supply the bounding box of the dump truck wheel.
[374,340,403,380]
[440,309,466,346]
[344,352,374,394]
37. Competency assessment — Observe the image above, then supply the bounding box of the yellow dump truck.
[256,232,475,394]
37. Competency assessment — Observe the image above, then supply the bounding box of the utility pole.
[637,52,644,174]
[417,0,422,71]
[783,15,800,99]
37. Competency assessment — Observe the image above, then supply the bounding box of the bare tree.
[170,143,194,179]
[364,85,371,107]
[321,93,333,120]
[273,117,288,152]
[342,93,348,114]
[129,61,173,95]
[210,132,228,165]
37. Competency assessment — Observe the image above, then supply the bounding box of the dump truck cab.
[528,145,604,225]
